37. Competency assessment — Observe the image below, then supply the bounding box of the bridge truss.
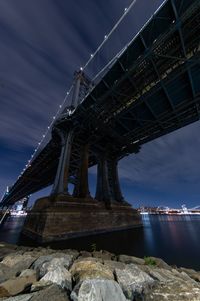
[1,0,200,206]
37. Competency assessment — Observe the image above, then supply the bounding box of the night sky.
[0,0,200,209]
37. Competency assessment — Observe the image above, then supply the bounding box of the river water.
[0,214,199,270]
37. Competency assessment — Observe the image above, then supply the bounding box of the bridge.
[1,0,200,242]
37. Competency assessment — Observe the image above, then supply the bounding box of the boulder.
[74,257,103,264]
[1,254,36,276]
[146,267,195,284]
[115,264,154,300]
[31,284,70,301]
[0,285,70,301]
[31,280,52,292]
[92,251,115,261]
[20,269,38,280]
[147,257,170,269]
[70,260,114,284]
[33,253,73,277]
[39,257,72,278]
[64,249,79,259]
[1,254,32,267]
[0,294,33,301]
[71,279,127,301]
[40,266,72,291]
[144,280,200,301]
[0,249,16,261]
[0,272,37,297]
[0,263,15,284]
[79,251,92,258]
[179,267,200,282]
[103,260,126,272]
[118,255,145,265]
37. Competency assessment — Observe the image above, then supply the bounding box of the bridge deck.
[2,0,200,205]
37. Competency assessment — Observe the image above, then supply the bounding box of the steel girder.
[2,0,200,206]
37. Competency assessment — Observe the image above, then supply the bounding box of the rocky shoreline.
[0,242,199,300]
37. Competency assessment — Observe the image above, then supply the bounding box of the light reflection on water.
[0,216,26,244]
[141,214,200,269]
[0,214,200,270]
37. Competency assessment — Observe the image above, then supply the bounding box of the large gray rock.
[70,260,114,284]
[118,255,145,265]
[74,257,103,264]
[115,264,154,300]
[147,257,170,269]
[20,269,38,279]
[144,280,200,301]
[179,267,200,282]
[0,285,70,301]
[1,254,36,276]
[0,263,15,284]
[0,272,37,297]
[40,266,72,291]
[0,294,32,301]
[79,251,92,258]
[71,279,127,301]
[146,267,196,284]
[1,254,34,268]
[31,280,52,292]
[33,253,73,277]
[64,249,79,259]
[0,249,16,261]
[92,251,115,261]
[31,284,70,301]
[103,260,126,272]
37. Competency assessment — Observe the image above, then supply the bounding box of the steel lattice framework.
[2,0,200,206]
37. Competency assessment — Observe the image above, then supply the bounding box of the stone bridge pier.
[23,121,141,243]
[23,127,141,243]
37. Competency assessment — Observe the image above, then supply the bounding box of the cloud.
[5,0,198,209]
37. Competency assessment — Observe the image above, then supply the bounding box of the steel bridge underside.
[2,0,200,206]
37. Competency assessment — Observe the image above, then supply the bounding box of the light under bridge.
[1,0,200,242]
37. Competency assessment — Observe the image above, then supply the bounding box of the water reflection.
[0,216,26,244]
[142,214,156,255]
[0,214,200,270]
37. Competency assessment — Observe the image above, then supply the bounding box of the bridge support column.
[73,144,91,198]
[51,129,73,195]
[107,159,125,203]
[95,156,112,208]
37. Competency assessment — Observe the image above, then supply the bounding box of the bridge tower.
[22,71,141,243]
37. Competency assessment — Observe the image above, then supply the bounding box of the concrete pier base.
[22,195,142,243]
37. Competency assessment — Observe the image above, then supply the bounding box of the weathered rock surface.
[0,263,15,284]
[70,260,114,284]
[0,285,70,301]
[103,260,126,272]
[0,294,33,301]
[71,279,127,301]
[1,254,36,278]
[0,242,199,301]
[2,254,35,268]
[92,250,115,261]
[33,253,73,277]
[41,266,72,290]
[31,284,70,301]
[0,272,37,297]
[118,254,145,265]
[75,256,103,263]
[115,264,154,300]
[148,256,171,269]
[144,280,200,301]
[31,280,52,292]
[180,267,200,282]
[79,251,91,258]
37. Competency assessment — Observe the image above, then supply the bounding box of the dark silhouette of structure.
[1,0,200,242]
